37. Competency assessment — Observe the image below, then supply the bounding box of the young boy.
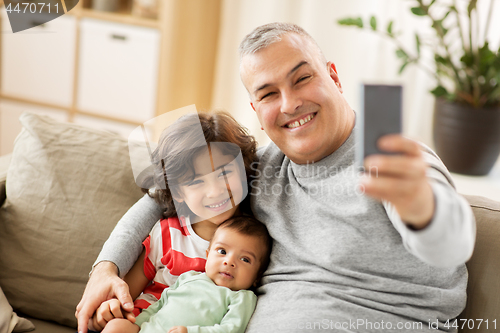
[100,215,271,333]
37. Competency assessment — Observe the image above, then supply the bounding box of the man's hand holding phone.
[357,84,435,229]
[361,134,435,229]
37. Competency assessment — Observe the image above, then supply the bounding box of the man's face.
[240,33,355,164]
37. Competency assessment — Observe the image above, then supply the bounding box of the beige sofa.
[0,113,499,333]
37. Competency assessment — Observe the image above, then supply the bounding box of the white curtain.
[211,0,500,149]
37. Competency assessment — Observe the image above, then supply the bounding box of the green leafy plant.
[338,0,500,108]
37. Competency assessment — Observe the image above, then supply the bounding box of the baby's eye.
[217,248,226,255]
[240,257,251,263]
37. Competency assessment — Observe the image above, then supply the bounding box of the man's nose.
[280,88,302,114]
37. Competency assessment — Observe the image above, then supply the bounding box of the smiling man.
[76,23,475,333]
[237,23,475,333]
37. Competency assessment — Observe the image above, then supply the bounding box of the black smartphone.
[356,84,403,168]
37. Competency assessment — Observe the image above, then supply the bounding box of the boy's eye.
[217,248,226,255]
[219,169,232,177]
[187,179,203,186]
[240,257,251,263]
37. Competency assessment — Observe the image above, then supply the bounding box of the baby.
[101,215,271,333]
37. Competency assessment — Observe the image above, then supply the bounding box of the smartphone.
[356,84,402,169]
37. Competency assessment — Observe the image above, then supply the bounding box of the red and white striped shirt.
[133,216,208,315]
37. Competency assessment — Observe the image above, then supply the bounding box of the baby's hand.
[168,326,188,333]
[91,298,136,331]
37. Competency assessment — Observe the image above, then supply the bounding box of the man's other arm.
[76,194,163,333]
[93,194,163,277]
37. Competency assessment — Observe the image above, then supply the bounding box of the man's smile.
[284,112,316,129]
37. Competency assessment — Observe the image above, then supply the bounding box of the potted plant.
[338,0,500,175]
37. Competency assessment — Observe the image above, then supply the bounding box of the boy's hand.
[168,326,188,333]
[92,299,136,331]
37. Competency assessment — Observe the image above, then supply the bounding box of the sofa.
[0,113,499,333]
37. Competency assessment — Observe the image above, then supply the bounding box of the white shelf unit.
[0,0,221,155]
[77,18,160,124]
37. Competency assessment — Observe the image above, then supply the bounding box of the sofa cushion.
[459,195,500,332]
[19,317,74,333]
[0,113,144,328]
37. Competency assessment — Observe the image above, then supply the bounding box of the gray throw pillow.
[0,113,144,328]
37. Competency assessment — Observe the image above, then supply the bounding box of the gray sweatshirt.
[95,132,475,333]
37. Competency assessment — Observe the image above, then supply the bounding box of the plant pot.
[433,98,500,176]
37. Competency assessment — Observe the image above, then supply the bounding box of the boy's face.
[205,227,266,291]
[173,145,245,225]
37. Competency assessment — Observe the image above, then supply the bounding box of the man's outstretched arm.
[361,135,476,267]
[76,194,163,333]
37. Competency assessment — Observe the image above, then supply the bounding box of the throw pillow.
[459,195,500,327]
[0,113,144,328]
[0,286,34,333]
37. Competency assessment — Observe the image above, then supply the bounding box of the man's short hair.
[238,22,325,62]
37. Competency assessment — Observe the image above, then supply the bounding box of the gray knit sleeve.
[383,143,476,267]
[93,194,164,277]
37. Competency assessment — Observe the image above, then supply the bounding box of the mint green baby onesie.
[135,271,257,333]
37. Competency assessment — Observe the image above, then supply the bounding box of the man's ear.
[327,61,343,93]
[328,61,339,75]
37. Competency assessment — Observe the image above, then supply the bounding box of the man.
[76,23,475,333]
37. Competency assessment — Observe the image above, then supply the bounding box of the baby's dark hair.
[141,111,257,218]
[211,215,272,283]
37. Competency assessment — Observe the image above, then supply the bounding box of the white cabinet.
[0,101,68,155]
[0,1,219,157]
[77,18,160,123]
[0,13,76,107]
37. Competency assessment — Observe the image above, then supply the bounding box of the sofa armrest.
[0,154,12,207]
[458,194,500,333]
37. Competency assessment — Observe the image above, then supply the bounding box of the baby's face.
[205,227,265,291]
